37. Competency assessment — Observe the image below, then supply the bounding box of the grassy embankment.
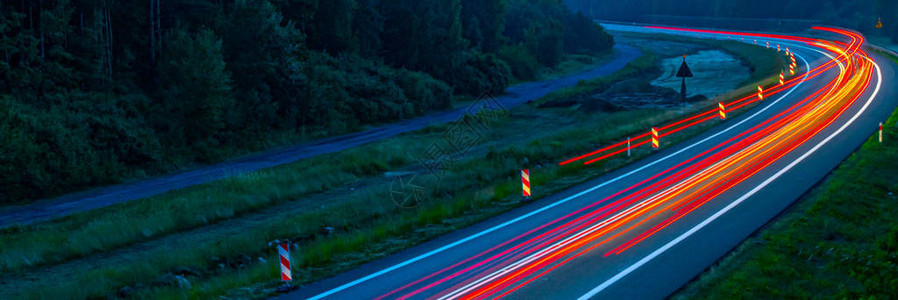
[674,50,898,299]
[0,36,783,299]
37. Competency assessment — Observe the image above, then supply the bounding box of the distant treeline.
[565,0,898,41]
[0,0,613,204]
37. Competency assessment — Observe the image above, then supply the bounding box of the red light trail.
[373,26,877,300]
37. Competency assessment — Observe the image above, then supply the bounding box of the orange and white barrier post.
[790,64,795,75]
[880,122,883,143]
[522,169,531,198]
[627,137,631,157]
[758,85,764,100]
[279,243,292,282]
[651,127,659,149]
[777,44,781,52]
[779,71,785,85]
[766,41,770,49]
[719,102,726,120]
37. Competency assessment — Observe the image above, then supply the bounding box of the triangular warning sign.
[876,18,883,29]
[676,55,693,78]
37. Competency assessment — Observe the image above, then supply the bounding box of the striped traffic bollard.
[279,243,292,283]
[880,122,883,143]
[651,127,660,149]
[780,71,785,85]
[790,64,795,75]
[777,44,781,52]
[754,39,757,44]
[522,169,531,199]
[766,41,770,49]
[719,102,726,120]
[758,85,764,101]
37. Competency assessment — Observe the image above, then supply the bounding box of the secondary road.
[282,25,896,299]
[0,44,640,227]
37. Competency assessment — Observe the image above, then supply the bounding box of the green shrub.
[498,44,542,81]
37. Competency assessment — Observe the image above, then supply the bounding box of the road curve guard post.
[758,85,764,101]
[880,122,884,143]
[652,127,660,149]
[278,243,293,291]
[719,102,726,120]
[790,64,795,76]
[521,169,532,202]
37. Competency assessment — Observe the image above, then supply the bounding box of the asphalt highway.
[281,25,897,300]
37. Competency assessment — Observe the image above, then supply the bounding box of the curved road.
[281,25,897,299]
[0,44,641,227]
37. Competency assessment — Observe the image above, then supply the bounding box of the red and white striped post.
[790,64,795,75]
[279,243,292,282]
[766,41,770,49]
[757,85,764,101]
[880,122,883,143]
[777,44,781,52]
[754,39,757,45]
[719,102,726,120]
[522,169,531,198]
[780,71,785,85]
[651,127,659,149]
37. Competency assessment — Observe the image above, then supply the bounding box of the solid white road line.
[307,30,812,300]
[443,38,827,300]
[578,48,882,300]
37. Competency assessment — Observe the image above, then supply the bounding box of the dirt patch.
[652,49,751,99]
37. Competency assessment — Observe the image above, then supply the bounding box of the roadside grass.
[624,32,785,86]
[0,50,614,274]
[1,37,783,299]
[532,33,784,108]
[529,51,659,107]
[673,50,898,299]
[0,49,650,277]
[0,136,423,273]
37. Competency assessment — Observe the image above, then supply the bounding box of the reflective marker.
[279,243,292,282]
[522,169,531,198]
